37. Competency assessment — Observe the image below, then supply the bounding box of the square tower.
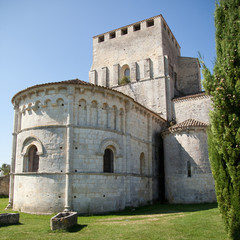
[89,14,201,120]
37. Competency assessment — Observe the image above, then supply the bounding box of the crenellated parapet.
[89,14,202,121]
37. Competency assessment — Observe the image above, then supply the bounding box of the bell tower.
[89,14,201,121]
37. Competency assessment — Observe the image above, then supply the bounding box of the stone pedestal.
[50,212,78,230]
[0,213,19,225]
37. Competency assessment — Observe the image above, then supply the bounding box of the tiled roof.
[11,78,167,122]
[169,119,208,133]
[57,79,94,85]
[173,92,210,102]
[12,79,93,102]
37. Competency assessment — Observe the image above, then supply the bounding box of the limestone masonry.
[8,14,216,214]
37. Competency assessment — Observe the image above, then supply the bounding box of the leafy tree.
[0,163,10,176]
[201,0,240,239]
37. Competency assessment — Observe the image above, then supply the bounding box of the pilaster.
[89,70,97,85]
[147,115,153,202]
[144,58,151,79]
[130,62,137,82]
[64,87,74,212]
[113,64,119,86]
[6,102,19,209]
[101,67,108,87]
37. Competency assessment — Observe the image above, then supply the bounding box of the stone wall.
[11,81,166,214]
[113,78,168,119]
[10,14,215,213]
[90,16,165,87]
[13,174,65,213]
[0,175,9,196]
[173,94,212,124]
[163,128,216,203]
[90,14,202,122]
[176,57,201,96]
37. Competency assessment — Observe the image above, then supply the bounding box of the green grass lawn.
[0,197,228,240]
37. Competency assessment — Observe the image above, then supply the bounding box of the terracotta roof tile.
[169,119,208,132]
[12,79,93,102]
[11,78,167,122]
[173,92,210,102]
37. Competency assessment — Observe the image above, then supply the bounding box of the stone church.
[8,14,216,214]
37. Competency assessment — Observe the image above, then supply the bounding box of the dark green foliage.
[201,0,240,239]
[120,76,130,85]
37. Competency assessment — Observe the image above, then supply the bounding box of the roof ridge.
[11,78,93,103]
[172,92,210,102]
[169,118,208,133]
[11,78,167,123]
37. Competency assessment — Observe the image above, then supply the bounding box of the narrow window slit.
[187,161,191,177]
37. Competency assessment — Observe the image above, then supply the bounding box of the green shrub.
[120,76,130,85]
[201,0,240,239]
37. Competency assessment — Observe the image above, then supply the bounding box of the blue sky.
[0,0,215,166]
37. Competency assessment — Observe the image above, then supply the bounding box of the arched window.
[57,98,64,107]
[120,64,130,85]
[28,145,39,172]
[124,68,130,80]
[103,149,114,173]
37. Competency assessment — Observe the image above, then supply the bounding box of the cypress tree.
[201,0,240,239]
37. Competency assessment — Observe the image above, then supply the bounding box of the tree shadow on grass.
[50,224,87,233]
[116,203,219,216]
[79,202,219,218]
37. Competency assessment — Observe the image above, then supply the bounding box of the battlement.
[89,14,201,121]
[90,15,182,89]
[93,14,180,51]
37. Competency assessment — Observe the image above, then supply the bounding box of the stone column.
[107,107,112,129]
[17,111,22,132]
[6,102,19,209]
[86,104,90,126]
[124,102,132,205]
[120,110,124,133]
[96,106,100,127]
[64,87,74,212]
[115,109,120,131]
[147,115,153,202]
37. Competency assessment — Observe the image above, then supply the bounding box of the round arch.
[21,136,44,156]
[120,64,130,83]
[97,138,122,158]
